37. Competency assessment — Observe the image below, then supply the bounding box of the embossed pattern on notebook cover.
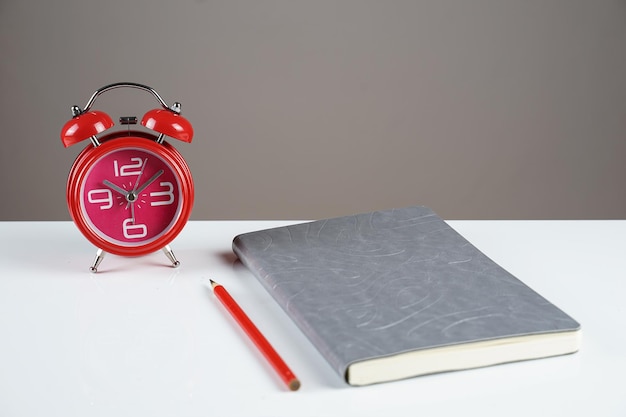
[232,206,580,383]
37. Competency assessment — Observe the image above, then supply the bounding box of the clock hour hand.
[103,180,129,197]
[135,169,164,194]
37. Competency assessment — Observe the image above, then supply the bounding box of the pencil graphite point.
[209,279,218,289]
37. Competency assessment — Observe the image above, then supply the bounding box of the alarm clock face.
[68,135,193,256]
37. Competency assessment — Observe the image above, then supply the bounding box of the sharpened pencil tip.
[209,279,218,289]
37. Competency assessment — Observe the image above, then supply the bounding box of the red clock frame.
[66,132,194,257]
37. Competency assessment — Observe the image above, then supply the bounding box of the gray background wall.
[1,0,625,221]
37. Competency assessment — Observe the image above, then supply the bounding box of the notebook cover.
[232,206,580,384]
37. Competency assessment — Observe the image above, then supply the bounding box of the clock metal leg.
[163,245,180,268]
[89,248,106,273]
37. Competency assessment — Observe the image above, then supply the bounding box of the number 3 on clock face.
[67,136,194,258]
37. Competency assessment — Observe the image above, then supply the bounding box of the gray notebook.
[232,206,581,386]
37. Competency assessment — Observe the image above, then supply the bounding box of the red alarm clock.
[61,82,194,272]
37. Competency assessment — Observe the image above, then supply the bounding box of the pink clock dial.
[80,147,182,246]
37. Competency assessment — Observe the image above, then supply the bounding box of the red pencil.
[209,279,301,391]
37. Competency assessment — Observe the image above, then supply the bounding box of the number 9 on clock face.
[67,136,194,257]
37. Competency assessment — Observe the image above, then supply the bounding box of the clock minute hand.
[135,169,164,195]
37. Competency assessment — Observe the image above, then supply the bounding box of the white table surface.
[0,220,624,417]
